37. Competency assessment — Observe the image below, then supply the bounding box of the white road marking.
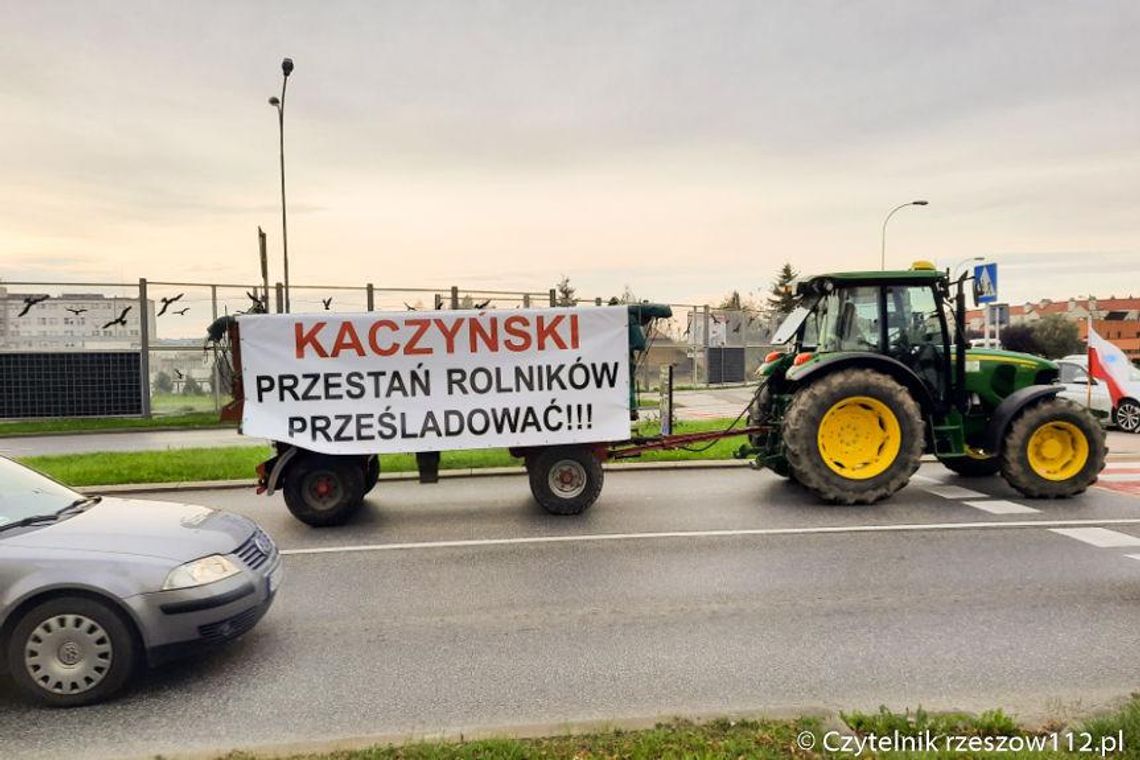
[923,484,988,499]
[1126,555,1140,562]
[278,517,1140,556]
[963,500,1041,515]
[1095,473,1140,482]
[1049,527,1140,548]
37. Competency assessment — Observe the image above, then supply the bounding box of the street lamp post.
[268,57,294,312]
[880,200,928,270]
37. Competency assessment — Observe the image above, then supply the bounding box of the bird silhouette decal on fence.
[17,295,49,317]
[322,297,333,310]
[156,293,185,317]
[173,307,190,315]
[65,307,88,316]
[101,306,132,329]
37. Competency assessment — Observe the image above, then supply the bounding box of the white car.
[1056,354,1140,434]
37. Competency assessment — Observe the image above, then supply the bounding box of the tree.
[1030,314,1082,359]
[153,371,173,394]
[182,375,204,395]
[766,262,799,319]
[1000,324,1042,355]
[718,291,744,310]
[555,276,577,307]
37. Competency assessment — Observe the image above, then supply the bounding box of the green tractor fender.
[981,385,1062,453]
[785,352,937,415]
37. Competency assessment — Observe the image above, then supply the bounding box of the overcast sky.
[1,0,1137,309]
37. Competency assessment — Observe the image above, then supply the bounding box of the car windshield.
[0,457,84,527]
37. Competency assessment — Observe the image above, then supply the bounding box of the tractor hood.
[962,348,1057,372]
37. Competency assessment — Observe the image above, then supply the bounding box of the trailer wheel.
[363,455,380,495]
[1000,398,1105,498]
[283,454,366,527]
[528,447,604,516]
[783,369,923,504]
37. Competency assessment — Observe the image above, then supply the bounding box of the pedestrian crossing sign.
[973,262,998,305]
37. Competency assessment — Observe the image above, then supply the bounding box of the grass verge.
[20,418,749,487]
[0,411,233,436]
[213,699,1140,759]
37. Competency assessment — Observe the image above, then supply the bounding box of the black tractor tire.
[1114,398,1140,434]
[939,453,1001,477]
[528,446,604,516]
[1000,398,1106,498]
[283,454,366,527]
[7,596,138,707]
[783,369,924,504]
[363,455,381,495]
[747,385,774,448]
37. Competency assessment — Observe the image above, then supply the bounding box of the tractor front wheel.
[783,369,924,504]
[1000,399,1105,498]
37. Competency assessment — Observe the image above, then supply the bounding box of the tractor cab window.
[885,285,946,396]
[813,286,881,352]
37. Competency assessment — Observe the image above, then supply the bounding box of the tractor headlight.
[163,555,241,590]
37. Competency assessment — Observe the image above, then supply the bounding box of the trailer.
[208,304,762,527]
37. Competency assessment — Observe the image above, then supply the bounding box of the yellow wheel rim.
[1026,421,1089,481]
[817,396,902,480]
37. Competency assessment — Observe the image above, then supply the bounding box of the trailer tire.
[783,369,923,504]
[363,456,380,495]
[528,447,604,516]
[283,454,366,527]
[1000,398,1105,498]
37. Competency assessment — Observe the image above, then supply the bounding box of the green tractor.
[746,261,1106,503]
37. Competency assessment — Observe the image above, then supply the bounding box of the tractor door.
[884,284,952,408]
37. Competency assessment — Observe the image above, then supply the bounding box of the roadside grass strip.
[211,699,1140,759]
[0,411,234,436]
[18,419,749,488]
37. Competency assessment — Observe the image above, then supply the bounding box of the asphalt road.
[3,465,1140,759]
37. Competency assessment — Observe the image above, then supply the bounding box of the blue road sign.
[974,262,998,305]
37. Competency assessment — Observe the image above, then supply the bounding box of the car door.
[1057,361,1112,419]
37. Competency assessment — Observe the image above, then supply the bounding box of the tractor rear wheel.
[783,369,923,504]
[999,398,1105,498]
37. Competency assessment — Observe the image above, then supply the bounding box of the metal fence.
[0,279,778,419]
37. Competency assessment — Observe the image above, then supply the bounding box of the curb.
[82,459,751,494]
[77,453,1140,494]
[137,705,838,760]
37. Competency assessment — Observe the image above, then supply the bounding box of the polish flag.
[1088,326,1131,405]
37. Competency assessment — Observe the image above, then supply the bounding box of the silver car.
[0,457,281,706]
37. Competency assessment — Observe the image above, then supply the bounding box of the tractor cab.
[779,262,955,410]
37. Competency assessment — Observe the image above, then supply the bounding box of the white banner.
[238,307,631,454]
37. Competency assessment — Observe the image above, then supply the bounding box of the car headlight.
[163,555,241,590]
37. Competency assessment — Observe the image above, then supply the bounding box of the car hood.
[4,497,256,562]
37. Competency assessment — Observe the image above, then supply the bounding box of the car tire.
[283,454,366,527]
[7,596,137,708]
[1114,399,1140,434]
[528,446,604,515]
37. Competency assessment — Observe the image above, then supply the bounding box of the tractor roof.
[808,268,945,285]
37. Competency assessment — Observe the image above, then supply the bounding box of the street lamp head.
[268,96,280,107]
[913,200,929,206]
[281,57,294,77]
